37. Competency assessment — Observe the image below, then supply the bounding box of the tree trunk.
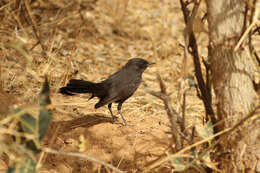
[206,0,260,172]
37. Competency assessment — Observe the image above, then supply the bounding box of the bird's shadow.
[51,113,117,134]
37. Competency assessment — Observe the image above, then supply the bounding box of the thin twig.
[234,5,259,51]
[180,0,216,128]
[0,0,16,11]
[181,91,186,147]
[42,148,125,173]
[248,0,256,53]
[147,74,182,150]
[24,0,46,52]
[37,124,61,169]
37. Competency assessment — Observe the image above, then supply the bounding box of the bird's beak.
[148,62,156,66]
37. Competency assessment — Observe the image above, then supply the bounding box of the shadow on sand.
[50,113,117,133]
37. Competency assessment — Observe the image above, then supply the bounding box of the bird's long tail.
[59,79,102,96]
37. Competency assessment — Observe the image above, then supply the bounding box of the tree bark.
[206,0,260,172]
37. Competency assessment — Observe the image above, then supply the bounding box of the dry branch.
[42,148,125,173]
[179,0,217,127]
[24,0,46,52]
[146,74,183,150]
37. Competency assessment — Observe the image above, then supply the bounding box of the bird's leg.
[108,103,117,122]
[117,102,127,126]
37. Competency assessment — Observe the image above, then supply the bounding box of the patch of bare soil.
[41,111,170,172]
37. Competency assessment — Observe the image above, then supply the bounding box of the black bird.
[59,58,155,125]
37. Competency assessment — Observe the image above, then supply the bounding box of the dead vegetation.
[1,0,260,172]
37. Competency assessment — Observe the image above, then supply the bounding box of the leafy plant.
[6,77,52,173]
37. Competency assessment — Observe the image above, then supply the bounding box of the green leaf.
[171,157,186,172]
[18,77,51,154]
[38,76,52,141]
[39,76,51,107]
[39,109,51,140]
[20,113,36,135]
[6,158,37,173]
[19,158,37,173]
[20,113,41,154]
[196,121,214,144]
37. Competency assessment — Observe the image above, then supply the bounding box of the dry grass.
[0,0,219,172]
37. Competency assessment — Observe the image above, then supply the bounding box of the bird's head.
[125,58,155,73]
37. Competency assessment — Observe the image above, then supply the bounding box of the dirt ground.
[0,0,207,172]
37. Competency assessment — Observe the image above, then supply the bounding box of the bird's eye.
[138,63,147,69]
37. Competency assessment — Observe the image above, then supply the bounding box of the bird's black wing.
[95,67,142,108]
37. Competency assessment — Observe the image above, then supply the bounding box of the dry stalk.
[37,124,61,169]
[0,0,16,11]
[24,0,46,52]
[179,0,216,128]
[176,0,202,144]
[234,1,259,51]
[42,148,125,173]
[146,74,183,151]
